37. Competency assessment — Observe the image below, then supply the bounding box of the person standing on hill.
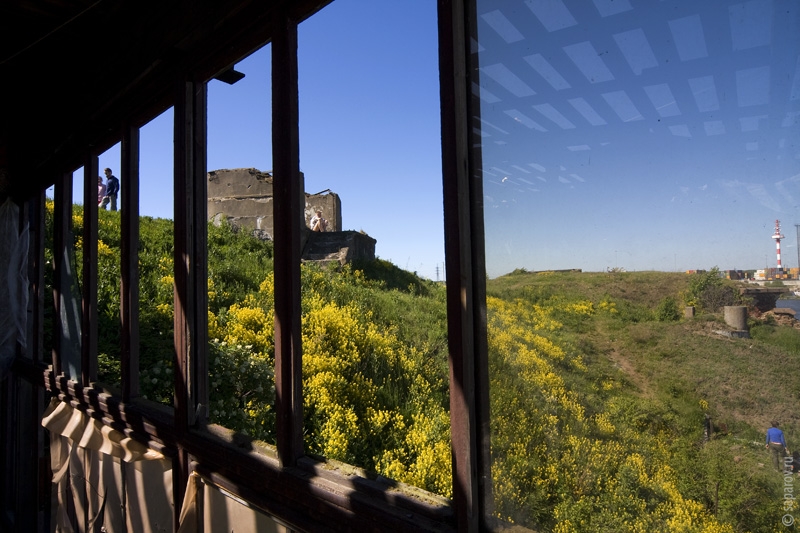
[101,167,119,211]
[766,421,788,471]
[97,176,106,207]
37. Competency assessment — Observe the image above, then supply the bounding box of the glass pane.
[96,146,123,389]
[205,45,277,443]
[137,109,176,405]
[473,0,800,530]
[298,0,450,497]
[68,171,85,380]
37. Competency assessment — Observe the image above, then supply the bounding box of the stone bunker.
[207,168,376,265]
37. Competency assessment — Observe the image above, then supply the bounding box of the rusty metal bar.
[437,0,492,529]
[272,7,304,468]
[120,123,141,401]
[81,155,99,385]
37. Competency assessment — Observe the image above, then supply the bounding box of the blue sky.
[477,0,800,277]
[62,0,800,280]
[66,0,445,280]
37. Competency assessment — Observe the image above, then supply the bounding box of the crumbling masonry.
[207,167,376,265]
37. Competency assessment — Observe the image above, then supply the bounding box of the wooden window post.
[272,8,304,468]
[173,77,209,526]
[120,123,141,401]
[438,0,492,529]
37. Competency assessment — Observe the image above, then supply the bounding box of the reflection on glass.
[475,0,799,530]
[45,173,84,379]
[296,0,451,496]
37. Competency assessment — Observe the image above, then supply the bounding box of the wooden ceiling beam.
[2,0,332,201]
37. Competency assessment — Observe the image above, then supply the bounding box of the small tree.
[656,296,681,322]
[684,267,738,313]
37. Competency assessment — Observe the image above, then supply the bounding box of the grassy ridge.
[488,270,799,531]
[489,270,799,440]
[48,204,800,530]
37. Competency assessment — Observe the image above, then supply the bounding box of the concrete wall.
[207,168,279,235]
[207,168,342,236]
[305,191,342,233]
[302,231,377,266]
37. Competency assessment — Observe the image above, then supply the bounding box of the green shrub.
[656,296,682,322]
[685,267,739,312]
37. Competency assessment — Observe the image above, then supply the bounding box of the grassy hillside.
[46,204,800,531]
[487,269,799,531]
[489,270,799,436]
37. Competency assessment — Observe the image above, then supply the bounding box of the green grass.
[487,269,800,531]
[47,206,800,530]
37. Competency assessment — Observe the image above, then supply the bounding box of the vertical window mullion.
[173,76,209,525]
[30,192,46,364]
[52,172,72,377]
[438,0,492,529]
[192,83,209,425]
[173,79,193,523]
[272,8,304,468]
[120,123,141,401]
[82,155,99,386]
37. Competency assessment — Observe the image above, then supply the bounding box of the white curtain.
[42,399,174,532]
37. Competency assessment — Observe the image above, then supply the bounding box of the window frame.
[10,0,492,531]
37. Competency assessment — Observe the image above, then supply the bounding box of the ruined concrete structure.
[207,167,375,265]
[207,167,342,235]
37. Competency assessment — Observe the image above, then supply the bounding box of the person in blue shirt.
[766,421,788,471]
[100,168,120,211]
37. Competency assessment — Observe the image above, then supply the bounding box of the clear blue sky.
[65,0,445,280]
[62,0,800,280]
[477,0,800,277]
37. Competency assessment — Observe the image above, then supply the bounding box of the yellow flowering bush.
[221,304,273,355]
[301,289,451,494]
[46,205,766,530]
[486,291,735,532]
[207,339,275,439]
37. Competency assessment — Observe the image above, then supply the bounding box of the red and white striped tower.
[772,219,785,270]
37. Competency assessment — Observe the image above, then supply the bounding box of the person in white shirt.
[309,210,328,232]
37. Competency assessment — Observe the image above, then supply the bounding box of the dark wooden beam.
[51,172,71,377]
[81,154,99,385]
[191,82,209,429]
[437,0,492,529]
[28,192,45,364]
[120,123,140,401]
[172,75,209,529]
[5,0,334,202]
[272,6,304,469]
[173,77,192,528]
